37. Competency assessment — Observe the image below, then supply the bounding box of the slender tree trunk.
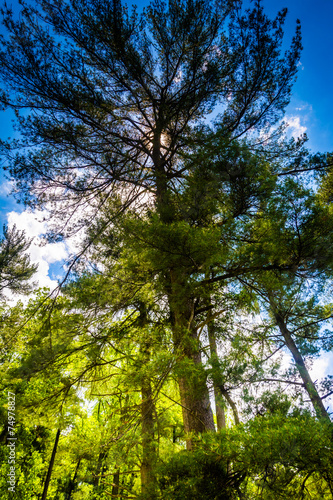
[141,376,156,495]
[139,304,157,496]
[206,313,240,426]
[92,449,107,499]
[272,309,330,421]
[41,428,61,500]
[207,315,226,430]
[66,459,81,500]
[219,385,240,425]
[111,469,120,498]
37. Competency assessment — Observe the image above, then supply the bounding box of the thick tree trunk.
[170,272,215,448]
[177,357,216,438]
[273,309,330,421]
[41,428,61,500]
[153,135,214,445]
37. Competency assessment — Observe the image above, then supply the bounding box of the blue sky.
[265,0,333,153]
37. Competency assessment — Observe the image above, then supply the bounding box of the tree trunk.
[111,469,120,498]
[273,309,330,421]
[206,315,240,426]
[218,385,240,426]
[92,449,107,499]
[170,272,215,448]
[154,136,215,445]
[141,376,156,496]
[177,357,216,438]
[41,428,61,500]
[207,315,226,430]
[66,459,81,500]
[139,305,157,496]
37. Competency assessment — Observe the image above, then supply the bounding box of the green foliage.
[155,413,333,500]
[0,0,332,498]
[155,449,240,500]
[0,225,37,299]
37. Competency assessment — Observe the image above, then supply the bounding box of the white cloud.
[285,115,307,139]
[310,352,333,382]
[311,352,333,412]
[295,103,313,112]
[7,210,68,292]
[0,179,14,196]
[7,210,47,237]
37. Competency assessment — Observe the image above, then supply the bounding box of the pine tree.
[0,225,37,298]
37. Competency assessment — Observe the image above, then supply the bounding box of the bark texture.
[170,272,215,446]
